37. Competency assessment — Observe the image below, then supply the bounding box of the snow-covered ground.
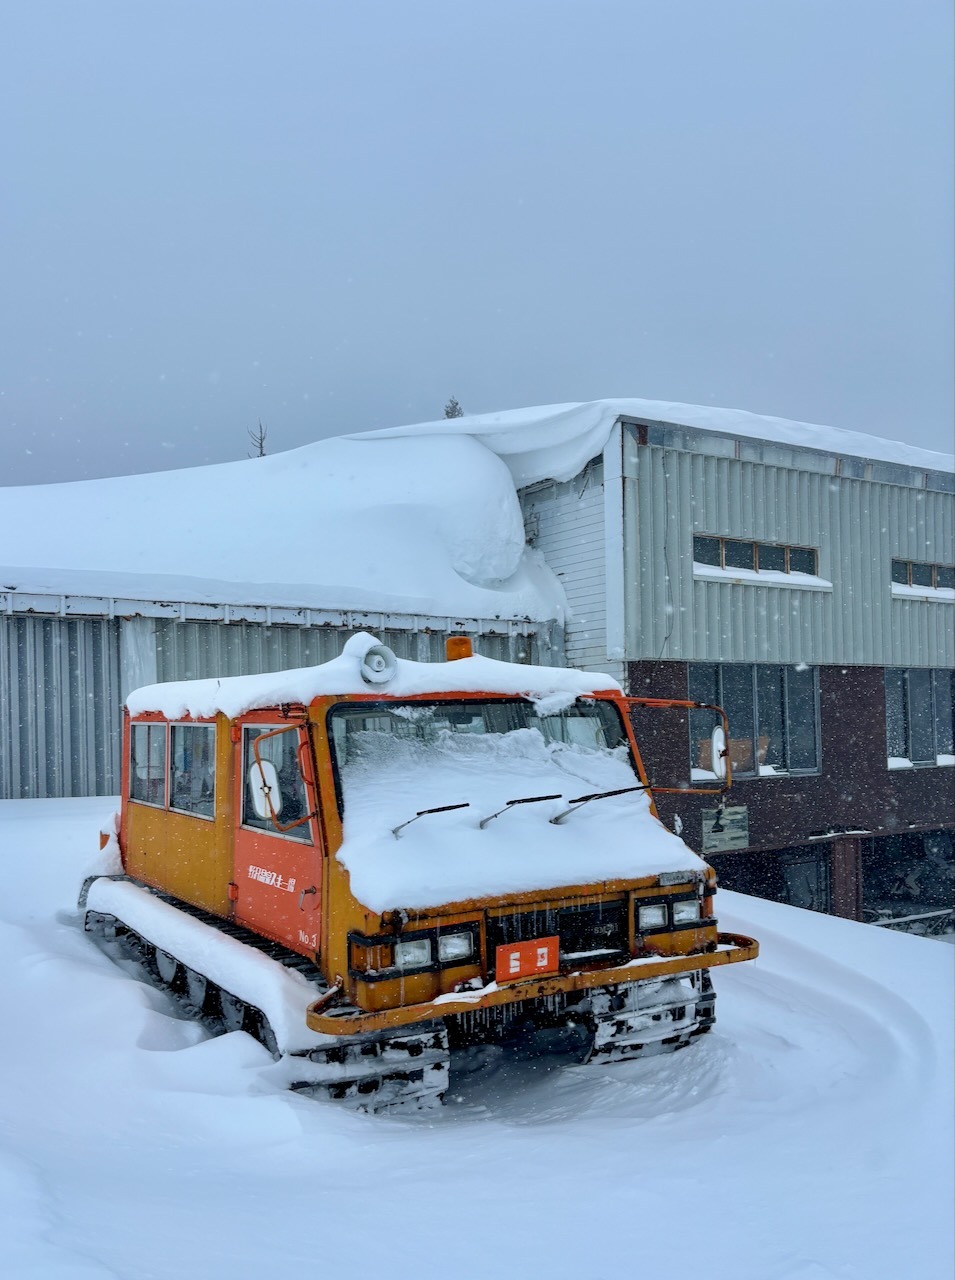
[1,797,952,1280]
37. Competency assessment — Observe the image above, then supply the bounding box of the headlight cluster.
[636,897,703,933]
[637,904,667,931]
[392,932,475,969]
[672,900,702,925]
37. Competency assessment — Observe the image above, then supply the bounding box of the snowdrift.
[0,797,951,1280]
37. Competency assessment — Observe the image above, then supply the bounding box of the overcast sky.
[1,1,951,487]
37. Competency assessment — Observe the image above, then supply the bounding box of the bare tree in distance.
[444,396,464,419]
[248,420,268,457]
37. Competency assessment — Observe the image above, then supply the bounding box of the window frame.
[240,724,314,843]
[688,662,821,781]
[890,559,955,590]
[693,535,818,577]
[128,721,168,809]
[168,722,217,821]
[886,668,954,767]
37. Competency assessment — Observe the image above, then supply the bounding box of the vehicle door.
[232,718,323,957]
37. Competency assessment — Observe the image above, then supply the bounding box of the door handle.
[298,885,317,910]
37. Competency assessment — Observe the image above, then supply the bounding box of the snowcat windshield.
[327,699,640,819]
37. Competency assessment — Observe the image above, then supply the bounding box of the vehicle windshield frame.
[324,696,637,818]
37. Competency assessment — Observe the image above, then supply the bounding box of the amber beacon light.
[445,636,473,660]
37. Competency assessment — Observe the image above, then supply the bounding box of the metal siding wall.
[153,621,534,683]
[520,464,608,668]
[0,613,547,800]
[632,441,954,667]
[0,617,120,799]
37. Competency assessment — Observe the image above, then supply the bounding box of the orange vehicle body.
[116,669,756,1044]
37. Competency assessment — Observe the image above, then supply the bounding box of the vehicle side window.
[169,724,216,818]
[242,726,311,841]
[130,723,167,807]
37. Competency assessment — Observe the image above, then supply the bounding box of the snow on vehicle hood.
[334,720,703,912]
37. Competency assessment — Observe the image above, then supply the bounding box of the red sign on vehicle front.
[495,936,560,982]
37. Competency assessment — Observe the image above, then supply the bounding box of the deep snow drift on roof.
[125,631,620,719]
[0,432,565,621]
[358,397,954,486]
[4,396,947,623]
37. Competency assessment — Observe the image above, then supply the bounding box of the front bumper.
[307,931,758,1035]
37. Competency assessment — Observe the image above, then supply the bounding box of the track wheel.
[247,1008,280,1057]
[184,968,219,1018]
[155,949,184,991]
[220,990,249,1033]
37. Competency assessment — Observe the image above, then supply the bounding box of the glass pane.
[911,562,933,587]
[721,665,756,773]
[170,725,216,817]
[891,559,909,584]
[688,663,719,705]
[935,565,954,589]
[688,664,720,777]
[756,666,786,771]
[130,723,166,805]
[723,540,755,570]
[692,535,721,566]
[243,727,312,840]
[907,669,935,763]
[757,543,786,572]
[933,670,954,757]
[779,849,830,912]
[785,666,818,771]
[788,547,816,575]
[885,670,907,757]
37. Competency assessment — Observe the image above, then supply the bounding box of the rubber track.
[83,879,449,1112]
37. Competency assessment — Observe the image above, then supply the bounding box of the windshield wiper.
[392,802,470,839]
[549,784,650,825]
[479,794,562,830]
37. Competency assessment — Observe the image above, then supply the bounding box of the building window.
[689,663,819,778]
[694,536,817,576]
[169,724,216,818]
[891,559,955,590]
[129,723,167,807]
[886,669,954,767]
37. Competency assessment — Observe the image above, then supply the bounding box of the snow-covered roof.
[360,397,954,487]
[125,632,619,718]
[0,431,565,622]
[2,397,949,624]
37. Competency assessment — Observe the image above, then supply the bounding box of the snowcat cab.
[81,633,757,1111]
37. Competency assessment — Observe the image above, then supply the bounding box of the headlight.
[672,900,701,925]
[437,932,474,963]
[394,938,432,969]
[638,904,667,931]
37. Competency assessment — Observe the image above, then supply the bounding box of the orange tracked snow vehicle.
[81,633,757,1110]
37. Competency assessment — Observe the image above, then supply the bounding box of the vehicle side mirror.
[711,725,728,780]
[248,758,283,819]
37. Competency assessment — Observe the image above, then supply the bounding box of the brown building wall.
[627,660,954,918]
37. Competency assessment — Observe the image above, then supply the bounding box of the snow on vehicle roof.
[2,398,947,627]
[125,632,620,719]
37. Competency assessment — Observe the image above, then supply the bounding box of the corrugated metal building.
[521,415,954,926]
[0,595,552,801]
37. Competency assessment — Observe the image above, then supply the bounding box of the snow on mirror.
[711,725,728,780]
[248,758,283,820]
